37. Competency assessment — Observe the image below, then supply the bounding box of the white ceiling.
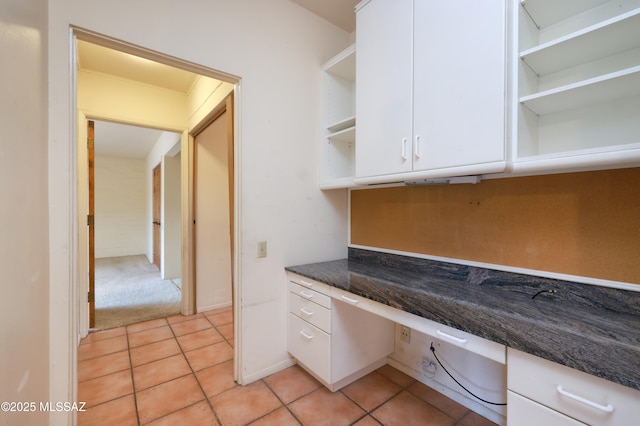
[78,0,356,159]
[93,121,169,159]
[291,0,358,32]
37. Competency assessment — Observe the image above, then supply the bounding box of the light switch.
[257,241,267,258]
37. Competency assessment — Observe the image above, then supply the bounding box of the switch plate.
[257,241,267,258]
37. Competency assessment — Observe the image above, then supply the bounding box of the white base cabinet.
[507,348,640,426]
[287,273,395,391]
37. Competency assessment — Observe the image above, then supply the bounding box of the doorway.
[88,119,183,330]
[192,97,235,314]
[74,32,241,379]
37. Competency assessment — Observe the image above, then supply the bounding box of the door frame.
[73,29,243,383]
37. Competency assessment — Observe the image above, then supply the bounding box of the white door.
[194,111,232,312]
[412,0,506,172]
[355,0,414,178]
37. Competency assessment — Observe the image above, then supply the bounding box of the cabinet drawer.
[288,313,330,383]
[508,348,640,426]
[289,282,331,309]
[508,391,586,426]
[288,273,331,296]
[289,292,331,334]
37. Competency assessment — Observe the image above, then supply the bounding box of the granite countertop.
[285,248,640,392]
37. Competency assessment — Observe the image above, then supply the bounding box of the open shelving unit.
[319,44,356,189]
[513,0,640,173]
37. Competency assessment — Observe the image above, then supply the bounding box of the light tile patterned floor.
[78,307,497,425]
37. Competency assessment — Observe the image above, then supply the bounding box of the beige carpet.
[93,255,181,331]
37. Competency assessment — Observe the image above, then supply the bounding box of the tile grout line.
[259,378,304,425]
[172,313,225,425]
[124,323,143,426]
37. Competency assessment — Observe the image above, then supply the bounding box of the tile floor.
[78,307,498,425]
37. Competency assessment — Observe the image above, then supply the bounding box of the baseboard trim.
[238,357,296,386]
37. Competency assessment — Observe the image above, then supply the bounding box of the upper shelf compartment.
[521,9,640,75]
[520,65,640,115]
[520,0,608,28]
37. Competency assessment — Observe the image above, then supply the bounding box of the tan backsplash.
[350,168,640,285]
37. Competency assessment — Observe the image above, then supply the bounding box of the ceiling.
[78,0,356,159]
[291,0,358,32]
[92,121,171,159]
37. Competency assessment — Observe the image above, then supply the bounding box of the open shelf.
[328,126,355,144]
[513,0,640,174]
[327,116,356,134]
[521,9,640,75]
[320,44,357,189]
[324,44,356,81]
[520,65,640,115]
[520,0,608,28]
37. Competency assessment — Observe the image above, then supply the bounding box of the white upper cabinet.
[355,0,507,184]
[355,0,414,179]
[512,0,640,173]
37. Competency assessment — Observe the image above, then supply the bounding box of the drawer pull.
[340,295,359,304]
[299,308,314,317]
[300,330,314,341]
[557,385,614,413]
[299,279,313,288]
[299,290,314,299]
[436,329,467,344]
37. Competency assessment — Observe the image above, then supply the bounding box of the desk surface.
[286,248,640,391]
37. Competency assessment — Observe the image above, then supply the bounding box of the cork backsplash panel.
[350,168,640,284]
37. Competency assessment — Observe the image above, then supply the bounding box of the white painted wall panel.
[94,155,147,258]
[49,0,352,397]
[0,0,50,423]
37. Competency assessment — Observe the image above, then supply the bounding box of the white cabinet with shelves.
[507,348,640,426]
[319,44,356,189]
[354,0,507,185]
[513,0,640,173]
[286,273,394,391]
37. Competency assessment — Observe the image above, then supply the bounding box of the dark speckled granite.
[285,248,640,391]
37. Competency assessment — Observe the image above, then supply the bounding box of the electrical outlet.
[257,241,267,258]
[400,325,411,343]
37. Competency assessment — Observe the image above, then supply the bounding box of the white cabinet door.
[356,0,507,183]
[355,0,413,178]
[413,0,506,171]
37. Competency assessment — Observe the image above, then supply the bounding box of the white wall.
[94,155,147,258]
[144,131,182,275]
[0,0,51,425]
[163,152,182,280]
[49,0,351,414]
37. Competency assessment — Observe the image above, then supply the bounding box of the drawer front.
[288,273,331,296]
[288,313,330,382]
[508,348,640,426]
[289,292,331,333]
[289,282,331,309]
[508,391,586,426]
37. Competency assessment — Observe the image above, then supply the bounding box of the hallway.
[78,307,496,425]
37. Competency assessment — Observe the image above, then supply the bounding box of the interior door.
[153,164,161,269]
[193,102,233,312]
[88,120,95,328]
